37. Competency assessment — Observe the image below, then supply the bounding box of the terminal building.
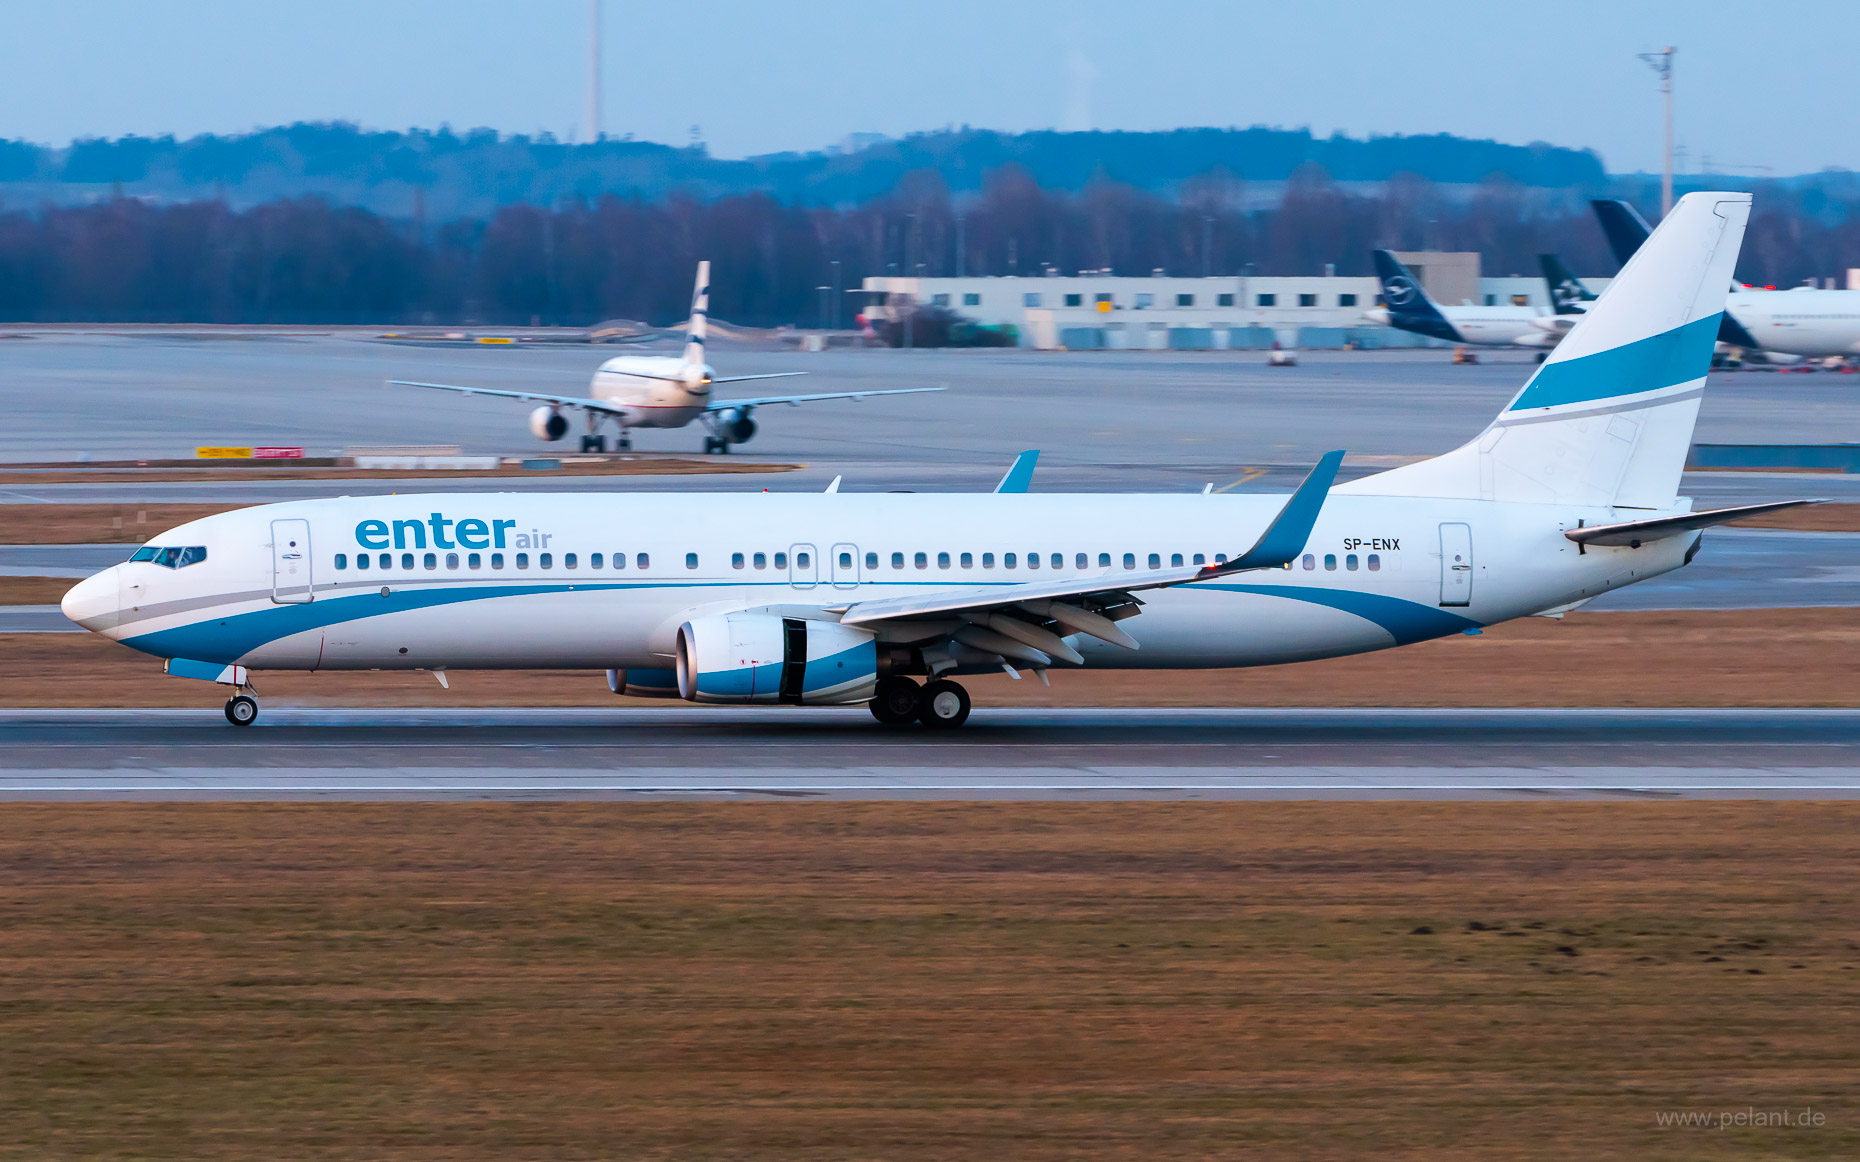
[861,252,1613,350]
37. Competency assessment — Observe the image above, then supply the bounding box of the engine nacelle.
[606,668,679,698]
[1510,330,1558,348]
[530,406,569,441]
[722,408,756,443]
[675,613,876,705]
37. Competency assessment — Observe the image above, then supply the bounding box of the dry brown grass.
[0,576,75,605]
[6,607,1858,708]
[0,802,1856,1160]
[1729,502,1860,533]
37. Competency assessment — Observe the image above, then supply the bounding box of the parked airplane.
[389,261,941,454]
[1363,250,1558,348]
[1594,198,1860,359]
[1525,254,1602,344]
[62,193,1816,730]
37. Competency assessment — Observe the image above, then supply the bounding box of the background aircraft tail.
[1342,192,1751,510]
[1539,254,1596,314]
[1371,249,1462,342]
[682,260,710,367]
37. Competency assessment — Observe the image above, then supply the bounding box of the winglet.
[824,475,842,494]
[994,450,1039,494]
[1203,450,1344,576]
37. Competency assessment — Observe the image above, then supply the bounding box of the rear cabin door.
[270,518,313,604]
[788,543,818,589]
[1438,522,1473,607]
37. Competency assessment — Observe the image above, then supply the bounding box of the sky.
[0,0,1854,176]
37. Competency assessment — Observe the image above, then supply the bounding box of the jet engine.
[721,408,756,443]
[606,668,679,698]
[675,613,876,704]
[1511,331,1559,348]
[529,406,569,441]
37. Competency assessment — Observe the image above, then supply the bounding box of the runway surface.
[3,707,1856,800]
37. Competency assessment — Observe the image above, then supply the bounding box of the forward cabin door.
[270,518,313,604]
[1438,522,1473,607]
[788,543,818,589]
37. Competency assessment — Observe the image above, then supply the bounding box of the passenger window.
[335,553,347,570]
[1194,554,1205,566]
[1098,553,1111,568]
[865,552,878,569]
[1076,553,1088,569]
[732,552,745,570]
[773,552,785,569]
[1346,553,1359,571]
[1148,553,1161,569]
[754,552,767,569]
[1368,554,1381,572]
[840,551,853,569]
[1215,554,1228,564]
[915,552,927,569]
[516,553,529,569]
[1005,553,1017,568]
[982,553,995,568]
[960,552,973,568]
[491,553,504,568]
[540,552,552,569]
[891,552,904,569]
[356,553,369,571]
[638,553,650,569]
[1324,554,1337,571]
[1302,554,1315,570]
[795,552,808,568]
[1171,553,1183,567]
[402,553,415,570]
[1027,553,1040,570]
[686,552,700,570]
[1122,553,1135,569]
[613,552,626,569]
[468,553,482,569]
[1051,553,1062,569]
[591,553,603,568]
[565,553,577,569]
[446,552,459,569]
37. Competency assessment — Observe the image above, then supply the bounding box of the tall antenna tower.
[586,0,602,142]
[1637,46,1675,216]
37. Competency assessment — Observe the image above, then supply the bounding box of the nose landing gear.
[224,694,259,726]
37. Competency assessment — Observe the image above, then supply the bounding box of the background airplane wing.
[708,371,808,384]
[387,380,622,413]
[704,386,944,411]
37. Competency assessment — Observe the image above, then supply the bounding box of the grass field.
[4,607,1857,708]
[1,802,1856,1160]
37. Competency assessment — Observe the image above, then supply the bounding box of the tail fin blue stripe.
[1508,313,1721,411]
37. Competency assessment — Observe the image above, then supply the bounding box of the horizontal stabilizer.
[1565,499,1822,547]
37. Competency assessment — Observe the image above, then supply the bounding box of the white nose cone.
[61,566,119,632]
[1363,309,1391,325]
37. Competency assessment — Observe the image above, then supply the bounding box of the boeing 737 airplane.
[1363,250,1558,348]
[389,262,941,453]
[62,193,1816,729]
[1595,198,1860,359]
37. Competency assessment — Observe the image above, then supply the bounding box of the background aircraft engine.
[723,408,756,443]
[676,613,876,705]
[529,406,569,441]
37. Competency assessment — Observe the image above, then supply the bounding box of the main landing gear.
[224,694,258,726]
[702,436,732,455]
[868,676,972,729]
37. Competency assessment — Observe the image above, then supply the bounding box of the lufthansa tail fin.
[682,260,710,366]
[1539,254,1597,314]
[1342,192,1751,510]
[1371,250,1462,342]
[1591,199,1655,269]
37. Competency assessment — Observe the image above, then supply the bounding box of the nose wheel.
[224,694,259,726]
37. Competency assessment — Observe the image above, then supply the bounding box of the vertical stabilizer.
[682,260,710,367]
[1371,250,1463,343]
[1539,254,1596,314]
[1341,192,1750,510]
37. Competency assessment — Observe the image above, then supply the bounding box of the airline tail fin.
[1371,250,1462,342]
[1539,254,1596,314]
[1342,192,1751,510]
[682,260,710,366]
[1591,199,1655,269]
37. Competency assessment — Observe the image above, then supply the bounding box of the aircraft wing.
[709,372,808,384]
[704,386,944,411]
[387,379,623,414]
[837,452,1344,642]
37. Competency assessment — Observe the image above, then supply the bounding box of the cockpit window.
[129,545,208,569]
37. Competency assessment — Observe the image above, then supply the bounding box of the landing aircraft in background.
[1362,250,1558,349]
[389,262,941,454]
[62,193,1817,729]
[1594,198,1860,360]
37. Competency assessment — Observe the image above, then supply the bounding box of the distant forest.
[0,123,1614,217]
[2,166,1856,327]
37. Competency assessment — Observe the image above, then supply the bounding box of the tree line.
[0,167,1855,326]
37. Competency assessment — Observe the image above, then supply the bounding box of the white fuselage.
[1726,288,1860,357]
[589,355,711,428]
[62,491,1692,678]
[1365,306,1557,348]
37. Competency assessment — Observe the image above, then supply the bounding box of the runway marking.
[1211,467,1269,493]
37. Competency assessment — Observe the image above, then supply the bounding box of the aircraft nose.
[61,566,120,632]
